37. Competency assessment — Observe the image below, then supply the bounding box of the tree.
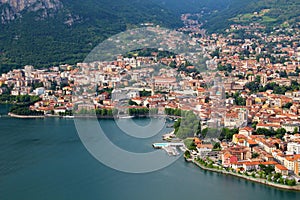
[174,109,181,116]
[235,96,246,106]
[201,128,208,139]
[205,96,210,103]
[174,111,200,139]
[233,92,246,106]
[128,108,149,116]
[252,152,259,158]
[149,108,158,115]
[32,82,44,89]
[217,63,233,73]
[293,127,298,134]
[139,89,151,97]
[275,128,286,139]
[128,99,138,106]
[169,61,177,68]
[95,108,115,117]
[165,108,182,116]
[213,142,221,150]
[252,122,258,130]
[219,127,238,140]
[286,178,296,186]
[184,139,197,151]
[184,150,191,159]
[245,81,260,93]
[282,102,292,109]
[259,164,274,175]
[255,75,261,83]
[256,128,276,137]
[279,70,288,78]
[9,105,43,116]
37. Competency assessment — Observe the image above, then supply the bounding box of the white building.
[282,124,299,133]
[34,87,45,96]
[196,147,212,158]
[287,142,300,155]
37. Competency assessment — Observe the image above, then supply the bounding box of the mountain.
[202,0,300,32]
[0,0,62,23]
[0,0,299,72]
[151,0,231,13]
[0,0,181,72]
[153,0,299,33]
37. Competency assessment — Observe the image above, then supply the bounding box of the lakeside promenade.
[185,158,300,191]
[6,113,182,119]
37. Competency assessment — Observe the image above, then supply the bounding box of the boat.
[63,115,75,119]
[118,115,134,119]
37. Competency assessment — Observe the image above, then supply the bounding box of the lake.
[0,105,299,200]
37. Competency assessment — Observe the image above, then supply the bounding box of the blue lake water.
[0,105,299,200]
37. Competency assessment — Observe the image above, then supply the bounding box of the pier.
[152,142,184,156]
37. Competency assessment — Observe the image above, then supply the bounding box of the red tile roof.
[275,164,288,171]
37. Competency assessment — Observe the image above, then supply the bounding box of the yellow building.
[295,159,300,176]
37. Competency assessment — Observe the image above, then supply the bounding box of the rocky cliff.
[0,0,62,23]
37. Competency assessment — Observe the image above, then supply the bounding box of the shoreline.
[7,113,180,119]
[8,112,45,119]
[185,158,300,192]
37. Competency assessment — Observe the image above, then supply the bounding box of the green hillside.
[203,0,300,32]
[151,0,232,13]
[0,0,181,72]
[0,0,299,72]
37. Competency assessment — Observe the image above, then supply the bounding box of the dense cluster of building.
[0,11,299,178]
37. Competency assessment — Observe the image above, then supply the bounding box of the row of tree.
[164,108,182,116]
[4,94,42,116]
[9,105,43,116]
[255,127,288,139]
[128,108,149,116]
[95,109,117,116]
[174,111,201,139]
[246,79,300,95]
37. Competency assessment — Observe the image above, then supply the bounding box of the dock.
[152,142,184,148]
[162,146,180,156]
[152,142,184,156]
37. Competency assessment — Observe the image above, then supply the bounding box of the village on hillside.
[0,12,300,186]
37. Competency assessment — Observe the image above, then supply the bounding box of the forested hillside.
[0,0,181,72]
[203,0,300,32]
[0,0,299,72]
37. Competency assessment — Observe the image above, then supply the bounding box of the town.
[0,10,300,189]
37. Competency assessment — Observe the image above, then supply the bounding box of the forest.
[0,0,181,73]
[0,0,299,72]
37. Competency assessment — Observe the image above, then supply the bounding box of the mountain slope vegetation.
[0,0,181,72]
[0,0,299,72]
[203,0,300,32]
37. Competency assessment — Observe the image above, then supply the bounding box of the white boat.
[63,115,75,119]
[118,115,134,119]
